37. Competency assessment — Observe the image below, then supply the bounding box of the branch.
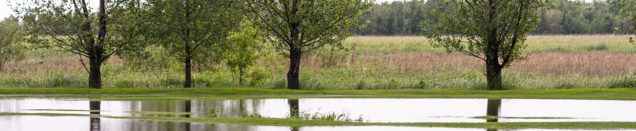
[78,54,89,73]
[502,0,528,66]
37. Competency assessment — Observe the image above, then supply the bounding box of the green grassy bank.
[2,88,636,100]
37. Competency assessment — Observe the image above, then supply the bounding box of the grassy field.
[0,35,634,89]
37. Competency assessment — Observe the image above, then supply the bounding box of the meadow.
[0,35,634,89]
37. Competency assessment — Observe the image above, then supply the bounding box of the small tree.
[225,20,263,85]
[244,0,372,89]
[422,0,544,90]
[17,0,120,89]
[144,0,241,88]
[0,17,25,71]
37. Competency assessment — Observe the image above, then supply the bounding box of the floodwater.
[1,98,636,131]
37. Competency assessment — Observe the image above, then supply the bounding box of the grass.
[2,88,636,100]
[1,112,636,129]
[0,35,634,89]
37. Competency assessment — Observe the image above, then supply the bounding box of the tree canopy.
[422,0,544,90]
[143,0,242,88]
[0,17,25,71]
[356,0,633,35]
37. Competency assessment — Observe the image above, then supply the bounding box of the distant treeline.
[354,0,635,35]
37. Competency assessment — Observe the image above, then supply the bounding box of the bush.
[248,68,269,86]
[608,76,636,88]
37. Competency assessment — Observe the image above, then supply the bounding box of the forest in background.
[355,0,635,35]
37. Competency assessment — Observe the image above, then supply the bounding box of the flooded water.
[1,98,636,131]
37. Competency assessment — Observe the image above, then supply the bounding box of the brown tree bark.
[486,60,503,90]
[485,1,503,90]
[88,58,102,89]
[287,49,302,90]
[287,0,302,90]
[88,0,106,89]
[185,42,192,88]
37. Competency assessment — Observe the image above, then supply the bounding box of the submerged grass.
[2,88,636,100]
[1,112,636,129]
[472,116,575,120]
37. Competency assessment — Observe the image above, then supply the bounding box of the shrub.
[608,76,636,88]
[248,68,269,86]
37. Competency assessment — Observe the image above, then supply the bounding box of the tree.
[225,19,263,85]
[0,17,25,72]
[17,0,119,89]
[543,9,564,34]
[422,0,544,90]
[244,0,372,89]
[619,0,636,44]
[145,0,241,88]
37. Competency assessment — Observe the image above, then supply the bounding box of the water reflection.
[288,99,299,117]
[1,98,636,130]
[90,101,101,131]
[487,99,501,123]
[184,100,191,131]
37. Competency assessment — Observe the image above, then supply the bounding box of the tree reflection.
[288,99,299,117]
[89,101,100,131]
[185,100,192,131]
[487,99,501,123]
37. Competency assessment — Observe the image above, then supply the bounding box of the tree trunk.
[287,49,302,89]
[185,44,192,88]
[89,57,102,89]
[239,69,244,85]
[486,60,503,90]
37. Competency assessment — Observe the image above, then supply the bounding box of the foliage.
[422,0,544,90]
[619,0,636,44]
[354,0,634,35]
[209,108,218,118]
[144,0,240,63]
[608,76,636,88]
[225,19,264,85]
[244,0,372,54]
[143,0,242,87]
[0,17,25,71]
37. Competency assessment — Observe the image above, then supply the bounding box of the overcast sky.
[0,0,11,19]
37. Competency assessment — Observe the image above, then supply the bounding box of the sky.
[0,0,11,19]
